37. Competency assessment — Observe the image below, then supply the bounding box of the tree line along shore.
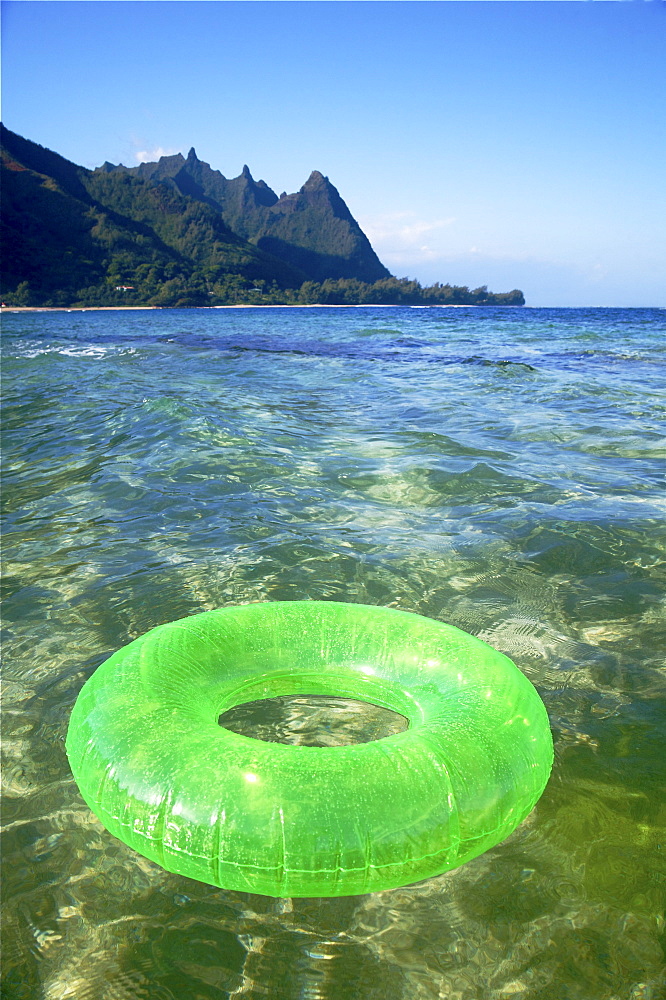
[4,276,525,309]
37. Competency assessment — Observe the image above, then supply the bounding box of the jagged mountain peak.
[187,147,198,161]
[303,170,327,188]
[156,152,185,167]
[127,147,388,280]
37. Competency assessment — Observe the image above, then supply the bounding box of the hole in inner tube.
[218,695,409,747]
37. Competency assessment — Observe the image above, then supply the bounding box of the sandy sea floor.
[2,305,665,1000]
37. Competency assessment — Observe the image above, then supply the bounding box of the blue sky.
[2,1,664,306]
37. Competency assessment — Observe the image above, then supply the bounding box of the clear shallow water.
[2,305,665,1000]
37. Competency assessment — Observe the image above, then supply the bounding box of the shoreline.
[1,303,503,313]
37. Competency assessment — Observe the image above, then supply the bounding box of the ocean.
[2,305,665,999]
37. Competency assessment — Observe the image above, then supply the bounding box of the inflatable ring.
[66,601,553,897]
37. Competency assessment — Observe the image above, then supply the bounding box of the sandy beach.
[1,303,477,313]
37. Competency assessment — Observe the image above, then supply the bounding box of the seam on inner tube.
[96,805,526,873]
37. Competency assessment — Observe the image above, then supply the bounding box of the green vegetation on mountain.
[1,126,524,308]
[107,151,390,284]
[0,126,305,307]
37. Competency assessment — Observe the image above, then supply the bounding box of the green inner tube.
[66,601,553,897]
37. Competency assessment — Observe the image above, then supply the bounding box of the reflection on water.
[2,306,665,999]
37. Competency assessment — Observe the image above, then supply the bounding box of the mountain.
[0,125,307,306]
[102,150,390,284]
[1,126,525,307]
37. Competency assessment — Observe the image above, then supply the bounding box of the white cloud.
[359,212,456,260]
[134,146,182,164]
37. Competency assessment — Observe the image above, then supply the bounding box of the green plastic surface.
[66,602,553,897]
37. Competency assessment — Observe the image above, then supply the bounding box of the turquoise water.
[2,306,665,999]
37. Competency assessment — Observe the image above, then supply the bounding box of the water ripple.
[2,306,665,1000]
